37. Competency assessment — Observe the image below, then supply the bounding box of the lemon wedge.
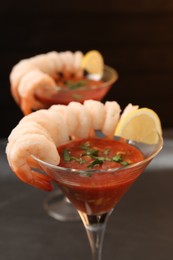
[115,108,162,144]
[81,50,104,75]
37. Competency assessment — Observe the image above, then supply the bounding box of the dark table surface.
[0,129,173,260]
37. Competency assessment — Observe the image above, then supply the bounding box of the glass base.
[43,189,80,221]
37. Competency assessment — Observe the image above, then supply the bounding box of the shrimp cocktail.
[6,99,163,260]
[10,50,118,115]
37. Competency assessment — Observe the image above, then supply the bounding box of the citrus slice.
[81,50,104,75]
[115,108,162,144]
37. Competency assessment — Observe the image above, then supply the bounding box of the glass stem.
[79,211,112,260]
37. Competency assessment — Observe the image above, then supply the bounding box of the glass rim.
[101,64,119,85]
[32,133,163,175]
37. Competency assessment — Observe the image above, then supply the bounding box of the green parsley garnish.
[87,159,103,168]
[80,142,129,168]
[72,94,83,100]
[70,156,86,164]
[63,149,71,162]
[112,154,123,162]
[112,154,130,166]
[62,142,130,169]
[80,143,99,156]
[64,80,87,90]
[103,148,110,155]
[63,149,86,164]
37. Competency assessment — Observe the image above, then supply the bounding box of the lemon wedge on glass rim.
[114,108,162,144]
[81,50,104,76]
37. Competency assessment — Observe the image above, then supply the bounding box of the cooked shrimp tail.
[14,165,53,191]
[20,97,35,115]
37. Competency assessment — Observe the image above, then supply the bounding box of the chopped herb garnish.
[112,154,129,166]
[72,94,83,99]
[63,149,71,162]
[63,149,86,164]
[112,154,123,162]
[103,148,110,155]
[65,80,87,90]
[83,149,99,156]
[70,156,86,164]
[87,159,103,168]
[62,142,130,169]
[120,161,130,166]
[79,142,91,149]
[80,142,99,156]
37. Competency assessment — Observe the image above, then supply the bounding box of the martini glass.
[37,65,118,221]
[33,130,163,260]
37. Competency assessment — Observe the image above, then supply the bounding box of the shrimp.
[28,53,58,78]
[102,101,121,137]
[58,51,75,77]
[6,133,59,191]
[84,100,106,130]
[73,51,84,77]
[10,59,37,104]
[19,109,70,146]
[7,100,139,192]
[6,108,69,191]
[120,103,139,121]
[9,50,84,114]
[67,102,91,139]
[48,104,76,135]
[7,121,52,146]
[49,102,92,139]
[83,100,121,137]
[18,69,58,115]
[58,51,83,77]
[6,120,57,172]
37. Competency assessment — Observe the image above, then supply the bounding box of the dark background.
[1,0,173,138]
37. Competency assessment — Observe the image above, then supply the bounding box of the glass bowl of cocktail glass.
[11,60,118,221]
[34,65,118,107]
[32,129,163,260]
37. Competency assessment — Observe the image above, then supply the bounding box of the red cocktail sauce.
[35,76,110,105]
[55,137,145,215]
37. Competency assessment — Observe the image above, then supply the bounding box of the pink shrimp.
[120,103,139,121]
[67,102,92,138]
[84,100,106,130]
[19,109,70,146]
[6,133,59,191]
[10,59,37,104]
[6,108,70,191]
[102,101,121,137]
[18,69,58,115]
